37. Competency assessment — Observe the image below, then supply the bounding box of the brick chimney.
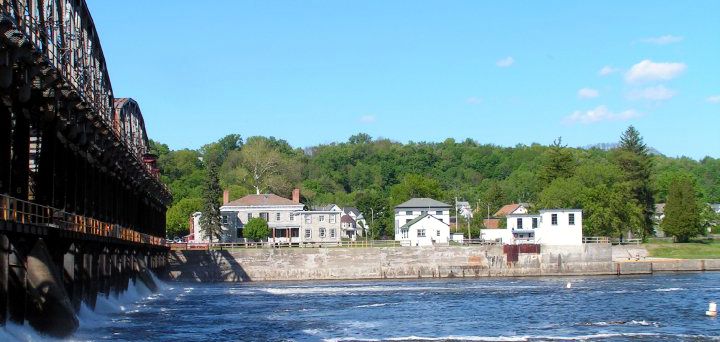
[292,188,300,203]
[223,190,230,205]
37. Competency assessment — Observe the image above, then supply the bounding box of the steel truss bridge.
[0,0,171,336]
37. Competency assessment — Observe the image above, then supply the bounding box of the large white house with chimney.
[189,189,342,244]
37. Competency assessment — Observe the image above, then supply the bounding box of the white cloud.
[625,60,686,83]
[598,66,617,76]
[496,56,514,67]
[707,95,720,103]
[578,88,600,99]
[627,85,677,101]
[564,105,642,125]
[359,115,376,123]
[641,35,684,45]
[466,96,482,104]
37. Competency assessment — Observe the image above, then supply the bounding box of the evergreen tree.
[200,162,223,243]
[539,137,576,185]
[662,176,701,242]
[615,126,655,238]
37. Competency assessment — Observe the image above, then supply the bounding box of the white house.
[481,209,583,246]
[395,214,450,246]
[394,198,451,246]
[395,198,451,229]
[191,189,342,244]
[187,211,233,243]
[315,204,367,240]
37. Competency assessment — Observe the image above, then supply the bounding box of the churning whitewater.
[2,273,720,341]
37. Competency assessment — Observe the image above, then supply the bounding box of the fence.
[582,236,641,245]
[0,194,166,247]
[170,239,403,251]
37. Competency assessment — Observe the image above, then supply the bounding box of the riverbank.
[164,244,720,282]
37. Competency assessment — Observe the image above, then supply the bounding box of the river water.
[2,273,720,341]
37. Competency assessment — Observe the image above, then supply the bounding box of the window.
[260,212,269,220]
[551,214,558,225]
[329,215,336,224]
[305,215,312,224]
[304,229,311,238]
[405,211,413,215]
[532,217,538,229]
[418,229,426,237]
[330,229,336,238]
[436,230,441,237]
[221,215,228,225]
[236,228,243,238]
[276,213,281,221]
[517,218,523,229]
[290,214,294,221]
[247,213,252,221]
[319,215,325,222]
[402,229,409,238]
[319,228,326,238]
[436,211,442,215]
[569,213,575,225]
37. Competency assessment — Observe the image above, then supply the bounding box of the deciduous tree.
[244,218,270,241]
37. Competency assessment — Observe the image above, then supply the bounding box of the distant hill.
[582,142,664,156]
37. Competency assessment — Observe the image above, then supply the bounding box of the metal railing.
[0,193,166,247]
[610,238,642,245]
[170,239,406,251]
[582,236,642,245]
[583,236,611,244]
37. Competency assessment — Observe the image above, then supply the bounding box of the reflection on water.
[2,273,720,341]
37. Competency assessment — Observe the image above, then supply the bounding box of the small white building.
[481,209,583,246]
[396,214,450,246]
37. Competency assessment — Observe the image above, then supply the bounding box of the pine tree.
[200,162,223,243]
[615,126,655,238]
[539,137,576,185]
[662,176,701,242]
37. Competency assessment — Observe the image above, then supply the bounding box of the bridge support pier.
[0,234,9,326]
[64,245,83,312]
[7,237,29,324]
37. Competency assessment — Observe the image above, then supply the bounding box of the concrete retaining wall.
[167,244,617,282]
[165,244,720,282]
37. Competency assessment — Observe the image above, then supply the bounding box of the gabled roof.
[343,207,361,216]
[341,215,356,224]
[401,214,427,228]
[494,203,524,217]
[224,194,300,207]
[400,214,446,229]
[396,198,451,209]
[313,204,340,211]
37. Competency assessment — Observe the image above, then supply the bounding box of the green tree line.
[152,128,720,240]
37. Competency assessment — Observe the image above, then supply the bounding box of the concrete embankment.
[167,244,613,282]
[166,244,720,282]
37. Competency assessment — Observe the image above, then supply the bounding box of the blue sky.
[87,1,719,159]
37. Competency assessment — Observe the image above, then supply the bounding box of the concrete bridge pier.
[0,234,9,326]
[81,251,99,310]
[63,244,83,312]
[7,237,31,324]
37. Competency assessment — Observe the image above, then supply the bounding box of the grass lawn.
[645,239,720,259]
